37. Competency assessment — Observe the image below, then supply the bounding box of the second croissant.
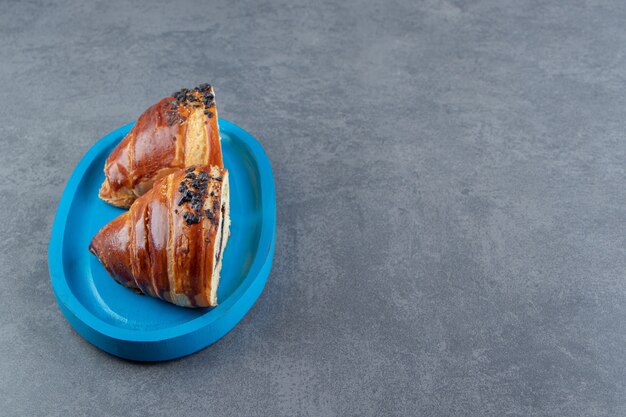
[90,166,231,308]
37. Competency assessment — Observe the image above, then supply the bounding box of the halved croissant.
[99,84,224,208]
[90,166,230,308]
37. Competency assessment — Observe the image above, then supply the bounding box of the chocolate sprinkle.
[177,189,195,206]
[182,211,201,224]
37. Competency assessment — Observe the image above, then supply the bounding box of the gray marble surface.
[1,0,625,415]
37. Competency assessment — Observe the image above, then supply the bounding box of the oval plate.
[48,120,276,361]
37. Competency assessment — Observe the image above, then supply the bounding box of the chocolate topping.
[176,167,222,225]
[169,83,216,114]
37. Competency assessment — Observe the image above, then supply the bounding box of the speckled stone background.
[1,0,625,415]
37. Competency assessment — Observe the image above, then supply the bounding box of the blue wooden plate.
[48,119,276,361]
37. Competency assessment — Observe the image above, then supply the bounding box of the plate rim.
[48,119,276,345]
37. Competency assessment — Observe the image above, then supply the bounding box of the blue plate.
[48,119,276,361]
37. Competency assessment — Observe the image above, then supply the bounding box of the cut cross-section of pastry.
[90,166,231,308]
[99,83,224,208]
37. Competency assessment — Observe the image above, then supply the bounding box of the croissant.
[99,83,224,208]
[89,166,230,308]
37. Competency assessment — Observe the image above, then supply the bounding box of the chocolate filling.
[215,205,226,265]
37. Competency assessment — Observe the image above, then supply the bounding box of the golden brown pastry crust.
[90,166,230,308]
[99,84,223,208]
